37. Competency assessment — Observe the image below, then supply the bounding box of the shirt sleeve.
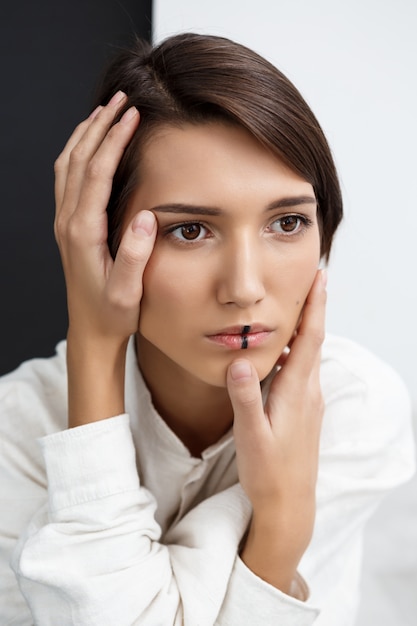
[12,414,319,626]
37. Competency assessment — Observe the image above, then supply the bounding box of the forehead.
[131,122,314,209]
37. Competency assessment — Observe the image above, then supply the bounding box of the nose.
[217,233,266,308]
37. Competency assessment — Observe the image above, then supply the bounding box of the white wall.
[153,0,417,410]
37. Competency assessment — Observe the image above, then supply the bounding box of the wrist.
[66,332,129,428]
[240,504,315,594]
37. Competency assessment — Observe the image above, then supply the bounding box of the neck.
[135,334,234,457]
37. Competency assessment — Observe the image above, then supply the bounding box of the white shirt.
[0,335,414,625]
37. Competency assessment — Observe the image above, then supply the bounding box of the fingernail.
[321,268,328,289]
[120,106,138,125]
[88,105,103,120]
[109,90,127,107]
[132,211,155,236]
[230,360,252,381]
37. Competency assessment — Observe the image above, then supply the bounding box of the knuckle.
[310,387,324,415]
[66,216,85,247]
[54,215,85,256]
[118,244,148,269]
[74,118,90,134]
[54,154,65,174]
[104,122,118,139]
[86,157,108,182]
[107,290,128,311]
[53,217,63,243]
[236,390,260,411]
[106,285,138,312]
[309,327,325,349]
[318,288,328,310]
[54,212,72,244]
[69,143,89,166]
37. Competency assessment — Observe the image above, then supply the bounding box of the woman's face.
[126,122,321,388]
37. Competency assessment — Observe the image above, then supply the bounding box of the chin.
[248,354,278,383]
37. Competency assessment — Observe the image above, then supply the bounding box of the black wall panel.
[0,0,152,374]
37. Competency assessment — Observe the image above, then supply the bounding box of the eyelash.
[163,214,313,246]
[164,221,212,244]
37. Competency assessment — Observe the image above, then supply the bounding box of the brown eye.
[280,216,299,232]
[270,215,304,234]
[181,224,202,240]
[169,222,208,243]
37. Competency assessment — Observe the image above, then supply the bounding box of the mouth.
[206,324,273,350]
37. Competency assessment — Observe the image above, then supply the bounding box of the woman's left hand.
[226,269,326,593]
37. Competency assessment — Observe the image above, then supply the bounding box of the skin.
[54,92,326,597]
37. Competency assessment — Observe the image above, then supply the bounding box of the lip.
[206,324,273,350]
[208,323,272,335]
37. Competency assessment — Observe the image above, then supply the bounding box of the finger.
[69,105,139,238]
[310,342,323,387]
[54,104,108,211]
[275,345,290,369]
[55,91,128,219]
[227,359,266,437]
[54,116,97,212]
[279,269,326,382]
[60,104,104,164]
[62,93,128,211]
[105,210,157,309]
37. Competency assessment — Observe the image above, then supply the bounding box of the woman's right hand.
[54,92,157,427]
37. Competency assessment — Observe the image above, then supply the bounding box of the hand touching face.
[54,93,157,426]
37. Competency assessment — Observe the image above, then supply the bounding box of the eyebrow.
[151,196,317,216]
[265,195,317,211]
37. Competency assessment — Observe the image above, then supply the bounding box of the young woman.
[0,33,414,625]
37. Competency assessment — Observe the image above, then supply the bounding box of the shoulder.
[0,342,69,514]
[0,341,68,440]
[320,334,415,487]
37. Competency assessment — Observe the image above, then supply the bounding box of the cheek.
[297,261,319,302]
[139,250,205,332]
[273,245,319,296]
[271,247,320,333]
[296,257,320,304]
[140,255,177,317]
[138,262,179,348]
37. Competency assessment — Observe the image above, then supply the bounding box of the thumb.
[107,210,157,306]
[227,359,265,431]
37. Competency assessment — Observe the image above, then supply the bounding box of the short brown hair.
[93,33,343,260]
